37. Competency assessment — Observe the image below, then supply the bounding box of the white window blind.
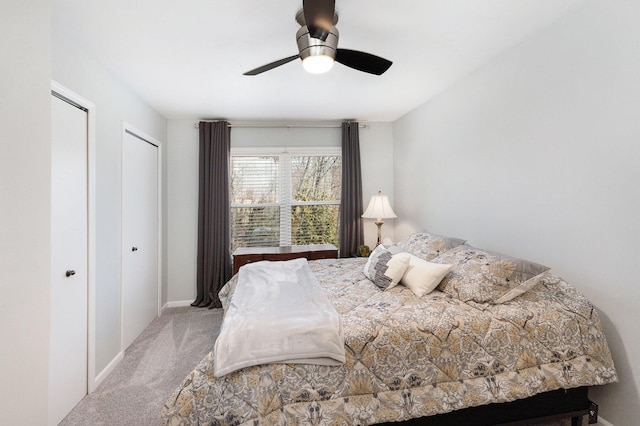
[230,148,341,251]
[230,155,280,248]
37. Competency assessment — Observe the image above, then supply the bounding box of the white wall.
[0,1,51,422]
[52,32,167,374]
[360,123,396,247]
[393,0,640,424]
[166,121,394,303]
[166,120,198,303]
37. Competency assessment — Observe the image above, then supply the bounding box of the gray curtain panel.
[192,121,232,309]
[339,121,364,257]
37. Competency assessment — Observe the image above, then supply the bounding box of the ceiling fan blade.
[243,55,299,76]
[303,0,335,41]
[335,49,393,75]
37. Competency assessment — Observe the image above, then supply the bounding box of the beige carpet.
[60,306,223,425]
[60,306,586,425]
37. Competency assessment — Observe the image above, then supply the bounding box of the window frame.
[230,146,342,248]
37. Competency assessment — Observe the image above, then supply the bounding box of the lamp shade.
[362,191,397,220]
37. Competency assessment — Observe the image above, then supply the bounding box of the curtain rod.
[193,121,369,129]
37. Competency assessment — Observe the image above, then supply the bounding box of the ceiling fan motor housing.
[296,25,339,61]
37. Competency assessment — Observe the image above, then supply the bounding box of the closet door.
[49,94,88,425]
[122,128,159,349]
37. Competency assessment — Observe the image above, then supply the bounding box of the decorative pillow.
[384,243,403,255]
[400,254,453,297]
[397,231,466,261]
[434,244,550,304]
[363,245,411,291]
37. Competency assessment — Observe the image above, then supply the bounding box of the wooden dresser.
[232,244,338,274]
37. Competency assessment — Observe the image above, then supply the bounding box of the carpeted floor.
[60,306,223,426]
[60,306,586,426]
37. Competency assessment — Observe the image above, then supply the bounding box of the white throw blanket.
[213,258,345,377]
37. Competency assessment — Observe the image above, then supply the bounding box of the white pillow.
[401,254,453,297]
[363,245,411,290]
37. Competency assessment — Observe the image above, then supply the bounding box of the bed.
[162,231,617,425]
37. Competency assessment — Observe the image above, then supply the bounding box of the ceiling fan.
[243,0,392,76]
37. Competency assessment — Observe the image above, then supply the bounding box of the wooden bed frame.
[377,387,592,426]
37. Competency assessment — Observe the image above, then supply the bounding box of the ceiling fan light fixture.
[302,55,335,74]
[297,24,338,74]
[242,6,392,76]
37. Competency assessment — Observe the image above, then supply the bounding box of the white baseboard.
[91,350,124,392]
[161,300,193,313]
[596,416,613,426]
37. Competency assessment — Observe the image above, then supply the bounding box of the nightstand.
[232,244,338,274]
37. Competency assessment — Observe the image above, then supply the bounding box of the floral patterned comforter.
[162,258,617,425]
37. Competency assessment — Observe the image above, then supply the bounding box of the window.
[230,148,341,250]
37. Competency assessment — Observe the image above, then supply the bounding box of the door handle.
[65,270,76,277]
[132,246,138,252]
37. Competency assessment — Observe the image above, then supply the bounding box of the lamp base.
[374,220,384,247]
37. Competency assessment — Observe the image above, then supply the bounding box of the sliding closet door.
[122,128,159,350]
[49,94,88,425]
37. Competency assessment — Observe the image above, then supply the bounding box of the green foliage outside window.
[290,155,341,246]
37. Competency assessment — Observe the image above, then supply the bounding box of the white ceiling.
[53,0,585,122]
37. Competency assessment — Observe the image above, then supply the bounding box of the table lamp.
[362,191,397,247]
